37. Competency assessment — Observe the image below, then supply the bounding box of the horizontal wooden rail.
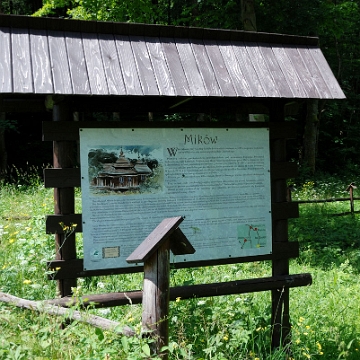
[47,273,312,308]
[295,197,360,204]
[43,121,297,142]
[272,202,299,220]
[46,214,82,234]
[0,98,46,112]
[291,194,360,216]
[44,168,81,188]
[271,162,298,180]
[46,242,299,280]
[331,211,360,216]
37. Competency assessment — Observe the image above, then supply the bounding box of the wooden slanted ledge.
[126,216,195,263]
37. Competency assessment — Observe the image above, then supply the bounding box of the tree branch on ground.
[0,292,135,337]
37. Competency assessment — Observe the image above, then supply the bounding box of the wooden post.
[127,216,195,359]
[269,102,291,348]
[53,98,77,298]
[346,183,356,214]
[0,112,7,176]
[142,241,170,358]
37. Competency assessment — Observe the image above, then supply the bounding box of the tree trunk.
[241,0,264,122]
[303,100,319,174]
[241,0,257,31]
[32,0,43,12]
[151,0,159,23]
[191,0,200,27]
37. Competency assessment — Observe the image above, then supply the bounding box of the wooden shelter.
[0,14,344,108]
[0,14,345,348]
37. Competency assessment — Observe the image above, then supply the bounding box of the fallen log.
[0,292,135,336]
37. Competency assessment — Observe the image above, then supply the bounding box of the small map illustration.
[238,224,267,249]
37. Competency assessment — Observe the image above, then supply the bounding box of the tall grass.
[0,172,360,359]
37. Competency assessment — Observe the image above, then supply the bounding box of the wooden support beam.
[46,273,312,308]
[44,168,81,188]
[269,102,292,349]
[271,162,298,180]
[0,97,46,112]
[52,99,77,298]
[46,214,82,234]
[272,202,299,221]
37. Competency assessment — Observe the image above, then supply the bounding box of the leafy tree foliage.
[257,1,360,174]
[0,0,42,14]
[33,0,242,28]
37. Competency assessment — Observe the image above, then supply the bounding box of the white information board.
[80,127,272,270]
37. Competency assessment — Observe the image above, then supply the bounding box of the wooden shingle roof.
[0,14,345,99]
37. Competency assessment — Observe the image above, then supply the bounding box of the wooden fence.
[288,182,360,216]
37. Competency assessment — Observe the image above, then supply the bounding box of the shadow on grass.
[289,210,360,272]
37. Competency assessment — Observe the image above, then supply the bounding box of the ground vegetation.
[0,172,360,358]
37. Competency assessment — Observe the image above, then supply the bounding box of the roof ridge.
[0,14,319,46]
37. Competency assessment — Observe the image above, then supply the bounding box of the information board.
[80,127,272,270]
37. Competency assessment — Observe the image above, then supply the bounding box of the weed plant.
[0,172,360,359]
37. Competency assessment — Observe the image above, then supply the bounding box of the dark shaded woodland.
[1,0,359,177]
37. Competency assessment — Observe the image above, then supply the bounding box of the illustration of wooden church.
[92,149,152,191]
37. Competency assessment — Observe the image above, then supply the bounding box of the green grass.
[1,174,360,359]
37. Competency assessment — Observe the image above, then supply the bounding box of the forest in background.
[0,0,359,178]
[1,3,360,359]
